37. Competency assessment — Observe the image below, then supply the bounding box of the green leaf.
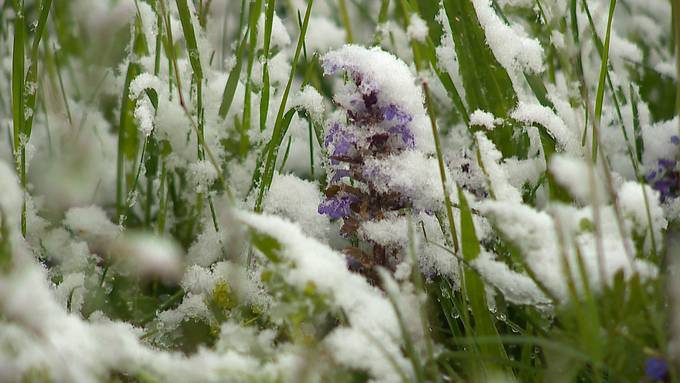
[249,230,282,263]
[175,0,203,81]
[218,23,248,119]
[457,186,511,376]
[442,0,522,158]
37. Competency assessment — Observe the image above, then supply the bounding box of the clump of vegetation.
[0,0,678,382]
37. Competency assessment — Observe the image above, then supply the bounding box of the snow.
[617,181,667,250]
[237,211,411,382]
[63,205,121,242]
[549,154,607,205]
[511,102,580,154]
[470,109,502,130]
[262,173,330,240]
[257,11,290,50]
[109,233,184,283]
[305,17,346,53]
[322,45,435,153]
[291,85,325,124]
[471,0,544,73]
[472,251,549,306]
[359,215,409,247]
[481,199,660,303]
[134,97,155,136]
[129,73,163,100]
[188,160,218,193]
[475,132,523,203]
[406,13,429,43]
[364,150,448,211]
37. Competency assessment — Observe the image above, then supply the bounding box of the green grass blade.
[457,186,511,377]
[218,30,248,119]
[175,0,203,81]
[254,0,314,212]
[591,0,616,162]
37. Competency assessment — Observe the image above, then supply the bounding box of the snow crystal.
[359,216,409,247]
[481,201,566,300]
[182,265,216,295]
[55,273,86,313]
[187,226,223,267]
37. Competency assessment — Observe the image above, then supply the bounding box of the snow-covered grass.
[0,0,678,381]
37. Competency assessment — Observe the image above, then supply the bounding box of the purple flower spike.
[388,125,416,148]
[318,194,357,219]
[324,123,342,148]
[330,169,351,183]
[658,158,676,171]
[384,104,413,123]
[645,357,668,381]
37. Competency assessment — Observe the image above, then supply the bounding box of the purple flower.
[384,104,413,123]
[388,125,415,148]
[647,158,679,202]
[658,158,676,171]
[672,135,680,145]
[346,255,363,272]
[645,357,668,381]
[324,123,342,148]
[318,194,357,219]
[330,169,351,183]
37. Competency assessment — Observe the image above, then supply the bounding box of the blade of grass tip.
[338,0,353,43]
[373,0,390,44]
[591,0,616,162]
[240,0,263,157]
[116,14,147,224]
[11,0,25,236]
[175,0,203,82]
[24,0,52,139]
[423,82,459,254]
[629,84,643,163]
[175,0,208,160]
[259,0,275,133]
[253,0,314,213]
[629,84,659,259]
[218,30,248,119]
